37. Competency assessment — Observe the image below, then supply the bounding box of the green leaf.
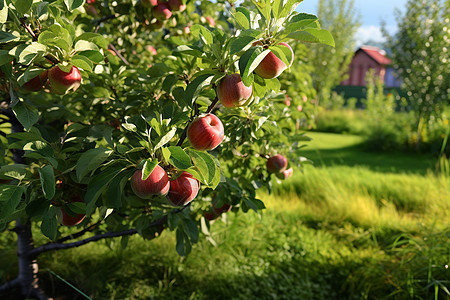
[183,218,199,243]
[84,167,124,216]
[71,54,93,72]
[41,216,57,240]
[38,165,55,200]
[288,28,335,47]
[186,149,219,186]
[105,170,133,209]
[174,45,204,57]
[162,74,178,93]
[36,2,49,19]
[141,159,158,181]
[74,40,99,52]
[0,164,28,180]
[0,0,8,23]
[0,31,19,43]
[176,227,192,256]
[0,185,23,222]
[239,46,270,87]
[12,101,39,131]
[190,25,213,45]
[168,146,192,169]
[76,147,113,181]
[12,0,33,15]
[155,126,177,150]
[230,36,256,55]
[64,0,84,12]
[0,50,13,66]
[270,44,291,68]
[235,11,250,29]
[16,42,47,65]
[75,33,109,49]
[185,73,215,104]
[38,31,71,52]
[66,201,86,214]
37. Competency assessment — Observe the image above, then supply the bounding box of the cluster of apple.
[267,154,293,180]
[217,42,294,108]
[128,40,295,211]
[141,0,186,29]
[130,113,224,207]
[23,65,82,95]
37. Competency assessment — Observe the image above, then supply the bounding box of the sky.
[297,0,409,47]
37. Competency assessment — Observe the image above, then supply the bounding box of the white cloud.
[355,26,385,46]
[355,25,398,47]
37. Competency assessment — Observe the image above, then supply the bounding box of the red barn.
[341,46,393,87]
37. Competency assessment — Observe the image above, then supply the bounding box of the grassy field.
[1,132,449,299]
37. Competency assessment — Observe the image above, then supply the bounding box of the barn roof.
[357,46,392,65]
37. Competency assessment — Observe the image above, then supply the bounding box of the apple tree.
[0,0,333,298]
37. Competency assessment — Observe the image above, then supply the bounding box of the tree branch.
[108,44,129,66]
[28,228,138,258]
[53,220,103,244]
[0,277,21,294]
[94,14,120,33]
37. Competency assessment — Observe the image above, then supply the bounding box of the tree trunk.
[15,220,49,300]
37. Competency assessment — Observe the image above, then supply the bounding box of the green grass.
[1,132,449,300]
[301,132,436,174]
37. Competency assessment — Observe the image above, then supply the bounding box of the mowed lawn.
[1,132,449,300]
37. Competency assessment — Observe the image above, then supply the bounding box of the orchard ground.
[1,132,448,300]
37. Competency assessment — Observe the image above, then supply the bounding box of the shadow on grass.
[299,143,435,175]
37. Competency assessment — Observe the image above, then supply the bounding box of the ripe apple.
[57,194,86,227]
[254,42,294,79]
[167,172,200,206]
[276,167,293,180]
[146,45,157,55]
[131,166,170,198]
[297,105,303,112]
[204,201,232,220]
[284,94,291,107]
[187,113,224,151]
[205,16,215,26]
[153,3,172,20]
[168,0,186,11]
[23,70,48,92]
[142,0,158,7]
[85,4,98,16]
[266,154,288,174]
[217,74,253,108]
[48,65,82,95]
[183,26,190,34]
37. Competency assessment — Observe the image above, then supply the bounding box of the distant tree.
[383,0,450,146]
[307,0,361,107]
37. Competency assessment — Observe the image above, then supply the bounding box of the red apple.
[23,70,48,92]
[217,74,252,108]
[302,95,308,103]
[183,26,191,34]
[153,3,172,20]
[142,0,158,7]
[204,201,232,220]
[168,0,186,11]
[48,65,82,95]
[205,16,215,26]
[254,42,294,79]
[146,45,157,55]
[85,4,98,16]
[276,167,293,180]
[284,94,291,107]
[267,154,288,174]
[187,113,224,151]
[131,166,170,198]
[297,105,303,112]
[57,194,86,227]
[167,172,200,206]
